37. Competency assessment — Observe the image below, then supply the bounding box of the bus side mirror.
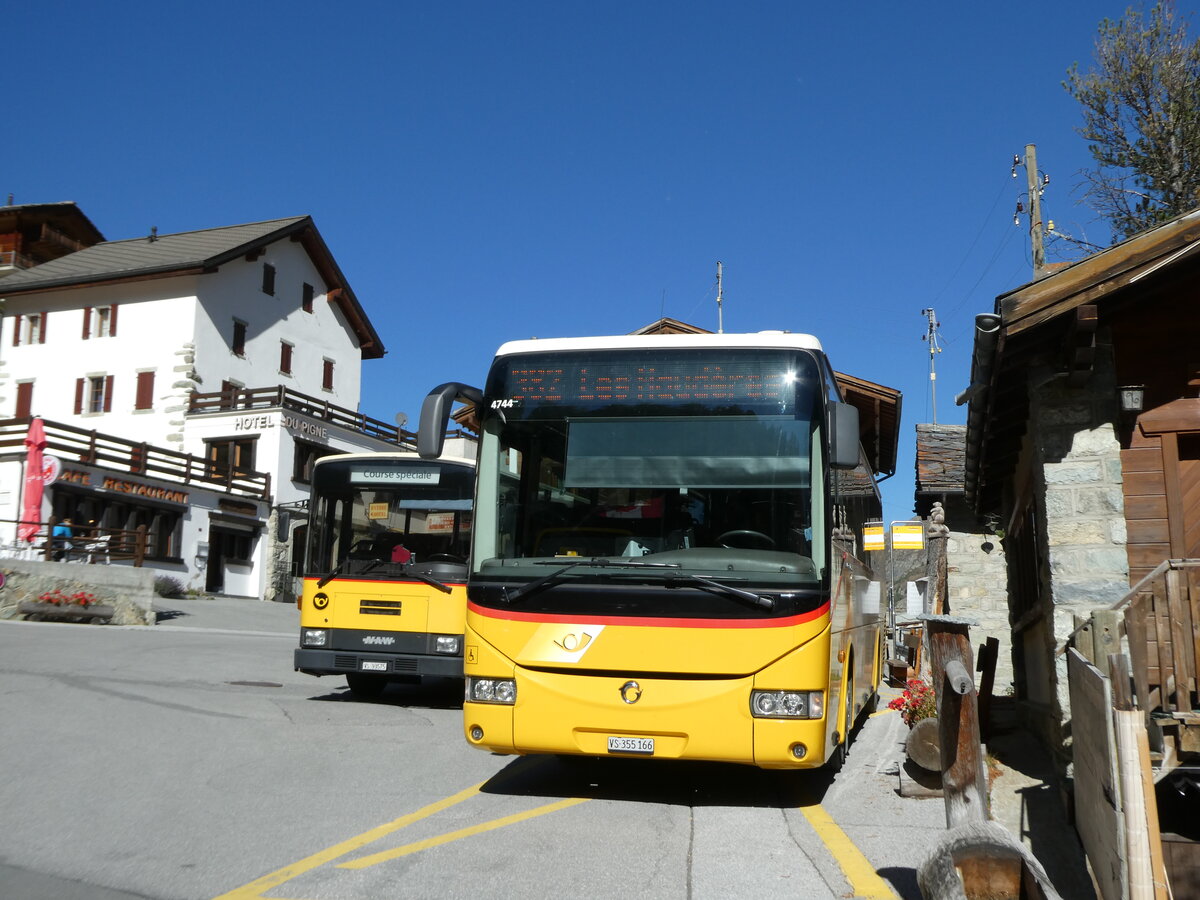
[829,402,860,470]
[418,382,484,459]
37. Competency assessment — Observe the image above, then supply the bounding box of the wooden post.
[134,525,148,567]
[44,515,58,561]
[923,613,989,828]
[977,636,999,740]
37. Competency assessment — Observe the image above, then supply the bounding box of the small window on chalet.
[262,263,276,296]
[322,358,335,391]
[280,341,293,375]
[12,312,48,346]
[232,319,247,357]
[74,375,113,415]
[82,305,118,339]
[302,282,314,313]
[206,437,257,478]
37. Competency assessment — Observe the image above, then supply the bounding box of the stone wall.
[0,558,157,625]
[1029,351,1129,750]
[945,529,1012,689]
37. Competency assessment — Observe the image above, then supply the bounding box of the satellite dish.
[395,412,409,428]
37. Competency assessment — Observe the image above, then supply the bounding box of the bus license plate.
[360,661,388,672]
[607,736,654,755]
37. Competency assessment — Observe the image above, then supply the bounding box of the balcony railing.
[0,417,271,500]
[187,386,419,447]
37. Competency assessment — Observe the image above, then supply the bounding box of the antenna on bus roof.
[716,261,724,334]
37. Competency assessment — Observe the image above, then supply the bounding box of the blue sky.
[10,1,1191,523]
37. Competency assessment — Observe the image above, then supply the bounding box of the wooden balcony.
[0,417,271,500]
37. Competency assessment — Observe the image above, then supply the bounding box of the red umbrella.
[19,418,46,542]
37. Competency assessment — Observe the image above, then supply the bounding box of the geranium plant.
[887,677,937,727]
[37,590,99,607]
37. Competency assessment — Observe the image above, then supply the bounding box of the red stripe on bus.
[466,600,830,629]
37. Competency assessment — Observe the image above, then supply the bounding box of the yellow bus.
[295,452,475,698]
[419,332,889,768]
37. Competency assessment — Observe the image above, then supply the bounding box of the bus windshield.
[471,347,828,615]
[307,457,473,578]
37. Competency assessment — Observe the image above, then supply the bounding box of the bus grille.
[334,655,358,669]
[394,658,418,672]
[361,599,402,616]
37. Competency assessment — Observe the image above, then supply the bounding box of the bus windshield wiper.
[501,558,678,604]
[403,565,452,594]
[317,557,358,589]
[661,572,775,611]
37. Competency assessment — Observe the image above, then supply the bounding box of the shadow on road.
[480,753,836,809]
[305,675,465,710]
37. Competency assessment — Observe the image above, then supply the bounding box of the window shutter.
[74,378,85,414]
[82,307,92,339]
[136,371,154,410]
[11,315,20,346]
[103,375,114,412]
[323,359,334,390]
[39,312,46,344]
[15,382,33,418]
[110,304,118,337]
[280,342,292,374]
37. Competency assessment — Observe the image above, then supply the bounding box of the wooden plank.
[1127,519,1172,544]
[1167,568,1196,704]
[1128,544,1173,570]
[1152,576,1177,711]
[1123,446,1167,473]
[1127,593,1154,715]
[1124,472,1168,497]
[1162,434,1187,556]
[1191,568,1200,702]
[1123,496,1170,520]
[1068,649,1126,900]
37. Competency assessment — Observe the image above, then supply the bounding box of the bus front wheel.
[346,674,388,698]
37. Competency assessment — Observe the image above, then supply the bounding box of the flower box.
[17,600,115,624]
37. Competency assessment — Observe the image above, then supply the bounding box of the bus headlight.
[301,628,330,648]
[750,690,823,719]
[434,635,461,655]
[467,677,516,704]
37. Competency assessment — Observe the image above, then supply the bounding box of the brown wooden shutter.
[38,312,46,344]
[82,307,92,339]
[109,304,118,336]
[11,315,20,346]
[74,378,85,414]
[135,371,154,410]
[280,342,292,374]
[15,382,33,418]
[103,375,114,412]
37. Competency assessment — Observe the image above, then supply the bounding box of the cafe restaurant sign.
[55,467,189,506]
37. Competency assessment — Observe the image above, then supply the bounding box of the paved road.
[0,597,963,899]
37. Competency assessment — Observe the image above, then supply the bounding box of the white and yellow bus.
[295,452,475,698]
[419,332,889,767]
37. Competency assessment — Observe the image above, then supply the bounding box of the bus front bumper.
[294,648,463,679]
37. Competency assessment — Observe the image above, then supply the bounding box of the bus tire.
[827,672,853,772]
[346,674,388,698]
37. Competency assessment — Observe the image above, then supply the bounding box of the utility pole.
[1025,144,1045,274]
[715,261,724,334]
[921,307,942,424]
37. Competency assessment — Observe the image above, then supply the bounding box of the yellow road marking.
[210,782,483,900]
[339,797,589,869]
[800,803,899,900]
